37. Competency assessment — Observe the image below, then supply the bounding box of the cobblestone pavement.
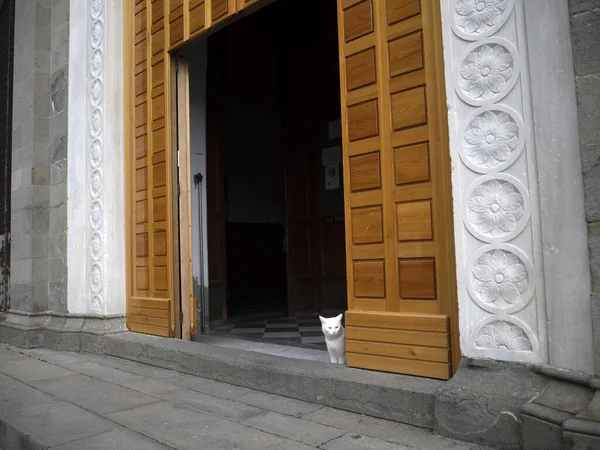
[0,344,494,450]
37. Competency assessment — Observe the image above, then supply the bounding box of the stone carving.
[472,249,527,305]
[467,178,524,239]
[90,139,102,167]
[88,0,105,313]
[454,0,510,36]
[458,43,513,102]
[463,110,519,169]
[475,320,533,351]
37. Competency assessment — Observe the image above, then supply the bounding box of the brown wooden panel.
[153,196,167,222]
[153,128,166,153]
[354,260,385,298]
[136,233,148,257]
[347,339,449,362]
[136,267,149,290]
[189,3,206,34]
[154,267,168,291]
[135,102,147,127]
[190,0,203,7]
[135,39,147,66]
[152,0,164,23]
[212,0,228,21]
[387,0,420,25]
[153,162,167,187]
[346,310,448,331]
[399,258,436,299]
[153,230,167,256]
[128,314,169,328]
[128,322,171,337]
[391,86,426,131]
[389,32,423,77]
[344,0,373,42]
[135,70,147,97]
[346,325,448,347]
[348,100,378,141]
[353,298,387,311]
[346,48,377,91]
[152,61,165,88]
[135,8,147,35]
[152,29,165,55]
[130,306,169,319]
[349,152,380,191]
[170,16,184,44]
[136,199,148,224]
[135,135,147,160]
[346,353,450,379]
[394,142,429,184]
[351,206,383,244]
[152,94,166,121]
[396,200,432,241]
[135,167,148,191]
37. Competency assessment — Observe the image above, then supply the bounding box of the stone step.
[99,331,443,430]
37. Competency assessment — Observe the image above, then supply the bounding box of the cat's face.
[319,314,343,338]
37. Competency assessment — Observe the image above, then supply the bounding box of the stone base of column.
[434,358,545,450]
[0,310,126,352]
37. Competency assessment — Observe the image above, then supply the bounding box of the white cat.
[319,314,346,365]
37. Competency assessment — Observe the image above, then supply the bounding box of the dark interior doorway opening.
[187,0,346,349]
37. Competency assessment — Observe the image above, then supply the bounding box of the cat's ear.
[319,315,325,324]
[335,313,343,323]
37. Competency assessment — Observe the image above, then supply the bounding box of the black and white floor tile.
[228,316,327,349]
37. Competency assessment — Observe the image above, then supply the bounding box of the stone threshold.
[101,332,443,429]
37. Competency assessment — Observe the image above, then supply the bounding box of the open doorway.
[181,0,346,351]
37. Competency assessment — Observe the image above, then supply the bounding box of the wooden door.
[284,115,319,316]
[125,0,180,337]
[337,0,458,379]
[206,51,229,324]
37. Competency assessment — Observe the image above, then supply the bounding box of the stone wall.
[570,0,600,372]
[0,0,15,312]
[10,0,69,314]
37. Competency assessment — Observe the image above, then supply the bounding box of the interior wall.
[181,41,209,318]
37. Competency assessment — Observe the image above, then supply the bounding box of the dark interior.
[205,0,345,325]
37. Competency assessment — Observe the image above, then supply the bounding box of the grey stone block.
[589,222,600,293]
[162,387,263,421]
[321,433,411,450]
[107,401,316,450]
[48,230,66,257]
[241,411,345,447]
[50,160,66,185]
[522,414,565,450]
[569,0,600,15]
[49,204,66,231]
[564,430,600,450]
[576,75,600,146]
[570,10,600,77]
[0,373,59,412]
[175,376,250,399]
[15,0,36,25]
[3,401,116,448]
[580,143,600,222]
[52,428,174,450]
[14,6,35,45]
[106,332,442,429]
[0,354,74,382]
[302,407,475,450]
[31,373,160,415]
[12,92,34,127]
[49,181,66,207]
[434,358,545,450]
[48,257,66,282]
[236,389,322,417]
[34,4,51,34]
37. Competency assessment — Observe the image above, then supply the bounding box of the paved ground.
[0,344,493,450]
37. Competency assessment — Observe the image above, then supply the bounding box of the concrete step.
[98,332,443,429]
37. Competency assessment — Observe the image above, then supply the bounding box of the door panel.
[337,0,458,379]
[126,0,179,337]
[284,117,319,316]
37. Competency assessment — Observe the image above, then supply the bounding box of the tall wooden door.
[284,115,319,316]
[206,51,229,324]
[125,0,180,337]
[337,0,458,379]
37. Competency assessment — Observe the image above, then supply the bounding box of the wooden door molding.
[337,0,458,379]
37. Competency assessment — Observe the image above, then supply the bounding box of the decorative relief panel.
[89,0,106,313]
[441,0,547,363]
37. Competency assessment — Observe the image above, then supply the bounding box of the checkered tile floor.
[227,316,327,349]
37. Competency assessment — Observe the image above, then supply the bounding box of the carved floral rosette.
[443,0,547,362]
[89,0,105,313]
